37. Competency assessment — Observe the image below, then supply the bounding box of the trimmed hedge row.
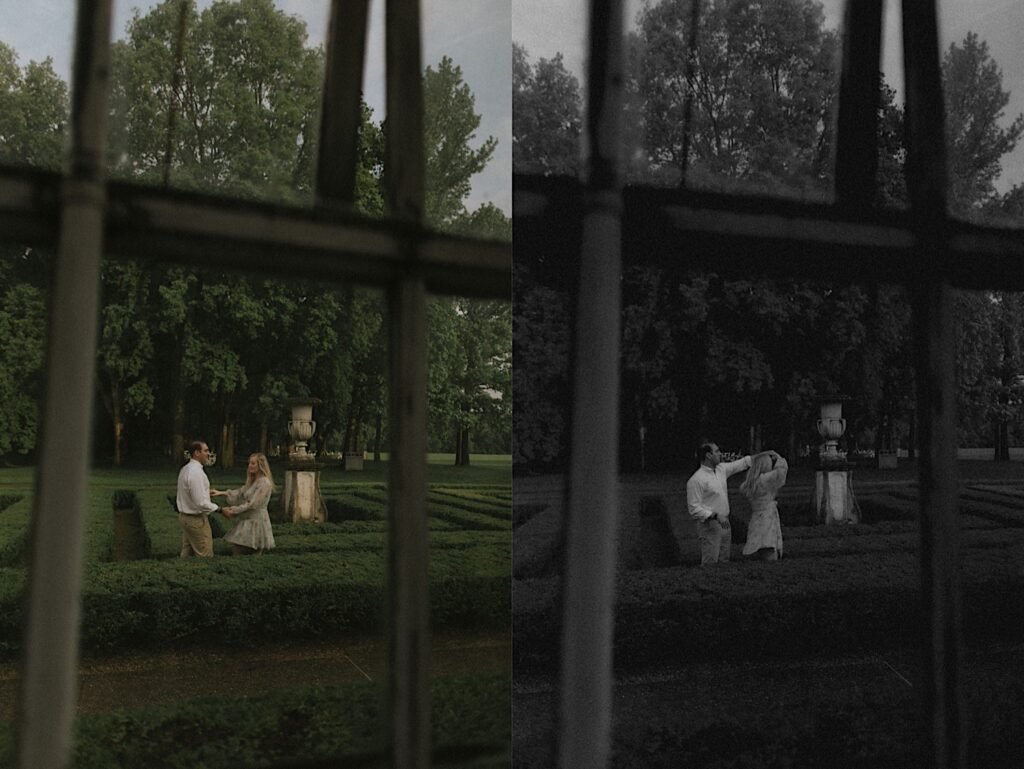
[0,672,509,769]
[514,540,1024,673]
[428,489,512,520]
[0,495,29,566]
[518,657,1024,769]
[0,545,508,659]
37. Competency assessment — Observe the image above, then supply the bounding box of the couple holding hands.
[686,442,788,566]
[176,440,277,558]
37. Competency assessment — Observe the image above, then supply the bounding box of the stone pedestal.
[283,461,327,523]
[344,451,364,471]
[814,466,860,524]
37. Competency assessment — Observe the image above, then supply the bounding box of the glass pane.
[106,1,331,206]
[937,0,1024,226]
[0,2,72,171]
[422,0,512,239]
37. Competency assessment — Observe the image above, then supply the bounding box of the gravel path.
[0,630,510,720]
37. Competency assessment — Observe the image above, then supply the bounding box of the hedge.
[0,672,509,769]
[0,496,29,566]
[514,538,1024,674]
[0,545,508,659]
[517,657,1024,769]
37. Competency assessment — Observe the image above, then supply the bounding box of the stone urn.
[286,397,321,459]
[816,399,847,461]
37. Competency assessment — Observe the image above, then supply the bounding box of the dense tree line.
[513,0,1024,472]
[0,0,510,467]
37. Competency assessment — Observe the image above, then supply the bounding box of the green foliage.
[0,42,67,169]
[53,673,508,769]
[422,56,498,228]
[0,278,46,456]
[0,496,29,567]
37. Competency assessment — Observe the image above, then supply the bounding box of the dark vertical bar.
[834,0,883,208]
[901,0,965,766]
[557,0,625,767]
[385,0,425,222]
[387,274,429,769]
[384,0,429,767]
[16,1,112,768]
[315,0,371,209]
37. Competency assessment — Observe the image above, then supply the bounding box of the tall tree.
[421,56,498,227]
[512,43,582,176]
[943,32,1024,217]
[633,0,837,192]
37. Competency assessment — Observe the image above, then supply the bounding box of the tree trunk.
[221,420,236,468]
[995,419,1009,461]
[454,427,470,466]
[260,422,269,456]
[112,396,124,467]
[343,405,363,453]
[373,411,382,462]
[907,410,917,461]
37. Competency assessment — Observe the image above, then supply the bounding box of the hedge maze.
[513,480,1024,767]
[0,478,510,768]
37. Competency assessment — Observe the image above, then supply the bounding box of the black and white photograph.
[513,0,1024,766]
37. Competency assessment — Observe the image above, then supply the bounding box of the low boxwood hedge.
[0,496,29,567]
[514,539,1024,674]
[0,672,509,769]
[0,544,508,659]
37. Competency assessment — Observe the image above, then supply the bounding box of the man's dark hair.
[188,440,207,457]
[695,442,714,463]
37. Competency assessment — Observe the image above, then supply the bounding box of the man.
[686,441,751,565]
[176,440,221,558]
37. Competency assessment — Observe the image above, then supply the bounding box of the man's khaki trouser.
[699,517,731,565]
[179,512,213,558]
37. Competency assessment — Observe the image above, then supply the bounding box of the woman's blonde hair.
[740,452,774,499]
[246,453,276,490]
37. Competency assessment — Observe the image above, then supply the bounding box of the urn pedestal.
[814,466,860,524]
[283,397,327,523]
[813,398,860,524]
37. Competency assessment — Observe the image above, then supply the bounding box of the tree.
[943,32,1024,217]
[0,45,66,461]
[96,261,156,466]
[109,0,323,201]
[633,0,837,193]
[421,56,498,228]
[512,43,582,176]
[0,43,67,169]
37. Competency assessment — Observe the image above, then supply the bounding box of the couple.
[686,441,788,565]
[176,440,277,558]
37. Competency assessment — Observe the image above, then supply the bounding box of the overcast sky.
[0,0,511,213]
[513,0,1024,193]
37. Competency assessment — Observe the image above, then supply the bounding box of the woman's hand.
[221,506,235,517]
[211,489,225,497]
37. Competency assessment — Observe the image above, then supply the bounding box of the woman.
[739,449,788,561]
[211,453,276,555]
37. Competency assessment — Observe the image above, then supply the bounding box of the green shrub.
[0,496,30,567]
[49,672,508,769]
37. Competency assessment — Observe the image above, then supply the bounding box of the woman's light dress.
[743,458,787,557]
[223,476,276,551]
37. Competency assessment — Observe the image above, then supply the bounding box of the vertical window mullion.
[901,0,965,766]
[16,1,113,768]
[834,0,883,209]
[315,0,371,210]
[557,1,625,768]
[384,0,430,766]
